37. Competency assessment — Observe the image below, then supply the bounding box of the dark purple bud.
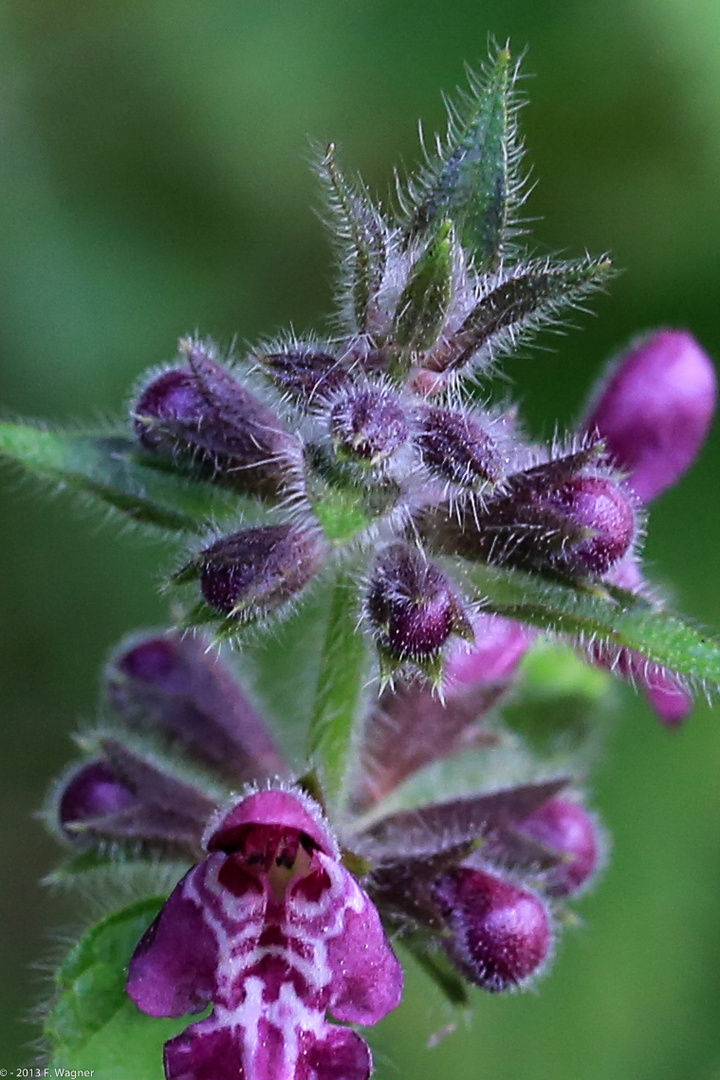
[584,330,717,503]
[542,474,635,576]
[196,523,324,618]
[329,386,409,465]
[518,797,602,897]
[423,450,636,580]
[59,761,137,836]
[366,543,470,661]
[132,342,300,498]
[432,866,552,992]
[413,405,504,488]
[106,631,287,784]
[260,349,352,404]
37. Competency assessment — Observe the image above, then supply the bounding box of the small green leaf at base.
[45,897,194,1079]
[0,422,244,532]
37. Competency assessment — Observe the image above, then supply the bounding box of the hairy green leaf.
[0,423,243,532]
[318,143,387,333]
[46,897,190,1077]
[404,46,516,270]
[463,561,720,686]
[425,256,613,373]
[393,220,454,358]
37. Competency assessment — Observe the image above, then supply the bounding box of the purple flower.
[127,786,403,1080]
[584,329,716,504]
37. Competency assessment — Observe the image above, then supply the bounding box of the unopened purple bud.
[432,866,552,992]
[544,475,635,576]
[133,343,300,498]
[518,797,602,897]
[329,387,409,465]
[59,761,137,836]
[106,632,287,784]
[366,543,470,661]
[260,348,351,403]
[584,329,717,503]
[197,524,324,618]
[413,405,504,488]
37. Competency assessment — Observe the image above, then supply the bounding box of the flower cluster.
[127,49,715,704]
[26,45,718,1080]
[51,628,605,1079]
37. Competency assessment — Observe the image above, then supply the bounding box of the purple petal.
[59,761,137,833]
[316,853,403,1025]
[127,863,220,1018]
[206,789,337,857]
[584,329,717,503]
[445,614,533,689]
[589,642,693,727]
[304,1028,372,1080]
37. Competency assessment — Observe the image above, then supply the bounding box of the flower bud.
[132,342,300,498]
[329,386,409,465]
[431,866,552,992]
[584,329,717,503]
[518,797,602,897]
[58,761,137,837]
[105,632,287,783]
[425,451,636,580]
[366,543,471,664]
[260,348,352,404]
[413,405,504,489]
[194,524,325,619]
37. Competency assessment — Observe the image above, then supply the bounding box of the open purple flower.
[127,786,403,1080]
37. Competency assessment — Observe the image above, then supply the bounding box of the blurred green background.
[2,1,720,1076]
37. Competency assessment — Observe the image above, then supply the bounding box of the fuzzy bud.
[194,524,325,619]
[133,342,299,498]
[413,405,504,489]
[58,761,137,837]
[518,797,602,897]
[584,330,717,503]
[260,348,351,404]
[366,543,470,665]
[329,386,409,465]
[424,451,636,580]
[431,866,552,992]
[106,632,287,783]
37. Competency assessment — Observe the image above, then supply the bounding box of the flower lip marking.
[127,786,402,1080]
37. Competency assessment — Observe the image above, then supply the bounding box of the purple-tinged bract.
[413,405,504,489]
[329,387,409,465]
[127,786,403,1080]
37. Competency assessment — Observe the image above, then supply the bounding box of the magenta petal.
[320,854,403,1025]
[305,1027,372,1080]
[207,789,336,856]
[127,865,218,1018]
[585,329,717,503]
[164,1024,241,1080]
[445,614,533,689]
[643,668,693,728]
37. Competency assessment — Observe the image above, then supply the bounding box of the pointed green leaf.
[404,46,516,270]
[319,143,387,332]
[463,561,720,686]
[0,422,245,532]
[46,897,193,1078]
[307,567,370,807]
[392,220,454,362]
[427,256,613,373]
